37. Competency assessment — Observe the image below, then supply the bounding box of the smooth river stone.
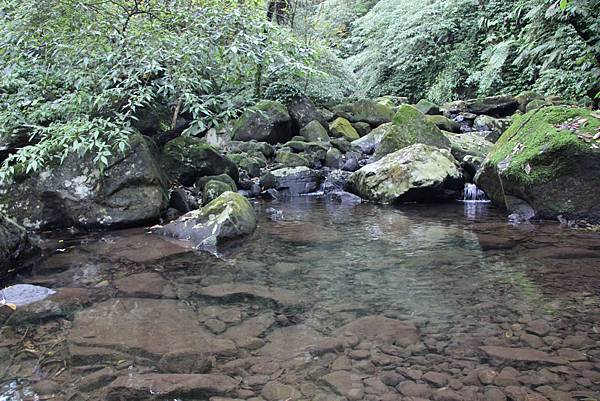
[334,315,419,346]
[258,325,335,360]
[197,283,305,306]
[68,299,236,359]
[479,346,568,365]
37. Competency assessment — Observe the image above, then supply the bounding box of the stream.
[1,197,599,401]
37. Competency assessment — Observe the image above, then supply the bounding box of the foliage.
[0,0,347,183]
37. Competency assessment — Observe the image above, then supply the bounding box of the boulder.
[352,123,391,154]
[202,180,235,205]
[260,167,324,196]
[227,153,266,178]
[427,115,461,133]
[157,191,256,248]
[287,96,325,133]
[227,141,274,158]
[300,120,330,142]
[161,136,238,186]
[374,105,451,159]
[1,132,168,229]
[473,115,512,139]
[464,96,519,117]
[444,132,494,178]
[349,144,464,203]
[325,148,344,169]
[515,91,544,113]
[415,99,441,115]
[232,101,293,144]
[330,117,360,141]
[353,122,372,137]
[0,214,34,279]
[332,99,395,127]
[275,150,310,168]
[475,106,600,223]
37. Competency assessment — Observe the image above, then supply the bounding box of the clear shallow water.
[1,198,600,401]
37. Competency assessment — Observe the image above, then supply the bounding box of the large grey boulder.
[232,101,293,144]
[260,167,324,196]
[348,144,464,203]
[1,132,168,229]
[332,99,395,127]
[157,191,256,248]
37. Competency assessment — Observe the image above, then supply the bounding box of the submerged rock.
[375,105,451,159]
[476,106,600,223]
[232,101,293,144]
[349,144,464,203]
[260,166,324,196]
[334,315,419,346]
[1,132,169,229]
[197,283,304,306]
[157,191,256,248]
[161,136,238,186]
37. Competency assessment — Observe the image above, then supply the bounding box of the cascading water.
[462,183,489,202]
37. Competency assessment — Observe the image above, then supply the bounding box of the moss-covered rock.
[275,150,310,167]
[525,99,548,113]
[161,136,239,186]
[332,99,395,127]
[473,115,512,140]
[443,132,494,178]
[349,144,464,203]
[1,132,169,229]
[475,106,600,222]
[1,213,35,280]
[330,117,360,141]
[300,120,330,142]
[374,105,450,159]
[352,123,391,154]
[227,153,266,178]
[515,91,544,113]
[353,122,372,137]
[157,191,256,248]
[195,174,237,192]
[427,115,460,133]
[232,101,292,144]
[287,96,326,134]
[463,96,519,117]
[325,148,344,169]
[202,180,235,205]
[415,99,440,115]
[283,140,307,152]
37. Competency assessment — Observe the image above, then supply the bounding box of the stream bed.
[1,198,600,401]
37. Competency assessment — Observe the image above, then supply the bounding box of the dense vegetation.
[0,0,598,181]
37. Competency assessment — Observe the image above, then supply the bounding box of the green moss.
[486,106,600,186]
[275,150,310,167]
[329,117,360,141]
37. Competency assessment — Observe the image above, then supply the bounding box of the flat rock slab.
[114,272,176,299]
[105,374,238,401]
[223,314,275,344]
[334,315,419,346]
[479,346,567,365]
[197,283,304,306]
[320,371,365,401]
[259,325,334,360]
[69,299,234,359]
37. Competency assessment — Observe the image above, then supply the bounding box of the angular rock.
[114,272,175,299]
[416,99,441,115]
[232,101,292,144]
[476,107,600,223]
[300,120,330,142]
[1,132,168,229]
[375,105,451,159]
[287,96,325,133]
[330,117,360,141]
[464,96,519,117]
[428,115,461,133]
[261,381,302,401]
[260,166,323,196]
[156,191,256,248]
[352,123,391,154]
[161,136,239,186]
[333,99,395,126]
[349,144,464,203]
[106,374,237,401]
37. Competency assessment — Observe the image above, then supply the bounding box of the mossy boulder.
[275,150,310,167]
[300,120,330,142]
[332,99,395,127]
[1,214,35,280]
[202,180,235,205]
[330,117,360,141]
[352,123,391,154]
[227,153,266,178]
[1,132,169,229]
[526,99,548,113]
[325,148,344,169]
[475,106,600,222]
[195,174,237,192]
[444,132,494,177]
[157,191,256,248]
[260,166,324,196]
[427,115,460,133]
[473,115,512,140]
[353,122,372,137]
[374,105,450,159]
[415,99,441,115]
[232,101,293,144]
[515,91,544,113]
[228,140,274,159]
[287,96,325,134]
[463,96,519,117]
[161,136,239,186]
[348,144,464,204]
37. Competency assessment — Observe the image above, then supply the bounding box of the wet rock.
[326,190,363,205]
[69,298,235,360]
[77,367,117,392]
[494,367,520,387]
[478,368,499,384]
[320,371,365,401]
[197,283,304,306]
[485,387,507,401]
[158,349,212,374]
[330,117,360,141]
[0,214,34,279]
[224,314,275,344]
[423,371,450,387]
[332,99,395,127]
[114,272,175,298]
[473,115,511,137]
[556,348,586,361]
[325,147,344,169]
[416,99,441,115]
[334,315,418,346]
[156,191,256,248]
[364,377,388,395]
[397,381,432,398]
[106,374,238,401]
[259,325,333,360]
[444,132,493,162]
[348,144,463,204]
[261,381,301,401]
[331,355,352,371]
[463,96,519,117]
[232,101,293,144]
[7,287,91,324]
[428,115,461,133]
[2,132,169,229]
[433,388,462,401]
[300,120,330,142]
[479,346,567,365]
[526,319,551,336]
[32,380,60,396]
[260,166,323,196]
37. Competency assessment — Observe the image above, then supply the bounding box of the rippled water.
[1,198,599,401]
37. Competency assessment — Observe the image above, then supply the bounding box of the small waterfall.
[462,183,489,202]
